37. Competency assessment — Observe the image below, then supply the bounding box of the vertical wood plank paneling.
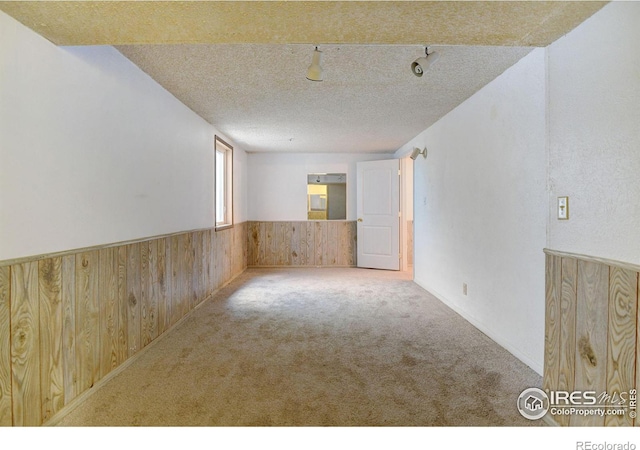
[10,262,41,426]
[212,230,220,291]
[245,222,252,267]
[557,257,577,427]
[222,229,229,285]
[126,244,141,357]
[231,227,238,276]
[407,220,413,266]
[163,237,174,333]
[544,254,561,395]
[183,233,194,313]
[75,251,100,394]
[261,223,270,266]
[283,222,291,265]
[299,222,309,265]
[240,222,248,272]
[228,228,236,275]
[339,222,355,266]
[224,229,233,283]
[336,222,349,266]
[178,233,188,318]
[0,224,252,427]
[236,224,245,275]
[314,221,325,265]
[169,236,180,326]
[192,231,203,308]
[290,222,301,266]
[214,229,221,284]
[322,221,329,264]
[61,255,77,405]
[266,222,275,266]
[98,248,119,379]
[327,221,338,265]
[38,257,64,422]
[145,240,159,347]
[350,221,358,266]
[605,267,637,426]
[203,231,212,298]
[0,266,12,426]
[248,221,357,267]
[226,228,233,277]
[215,229,223,285]
[211,230,219,290]
[140,241,152,348]
[116,246,128,367]
[247,222,255,266]
[275,222,286,266]
[255,223,264,266]
[571,260,609,426]
[271,222,278,266]
[232,227,239,275]
[156,238,169,335]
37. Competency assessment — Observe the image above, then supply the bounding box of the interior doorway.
[354,157,413,274]
[356,159,400,271]
[400,156,414,275]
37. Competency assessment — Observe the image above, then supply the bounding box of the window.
[215,136,233,229]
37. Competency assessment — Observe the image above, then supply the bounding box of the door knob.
[357,218,363,222]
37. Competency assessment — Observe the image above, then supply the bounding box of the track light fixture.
[410,147,427,160]
[411,47,439,77]
[306,46,324,82]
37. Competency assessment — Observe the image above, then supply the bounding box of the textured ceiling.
[118,44,533,153]
[0,1,607,153]
[0,1,607,46]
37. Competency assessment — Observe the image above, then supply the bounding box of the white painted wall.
[233,144,249,224]
[396,48,547,374]
[547,1,640,265]
[0,11,247,261]
[247,152,393,221]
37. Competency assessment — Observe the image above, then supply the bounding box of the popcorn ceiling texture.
[0,1,606,46]
[116,44,533,153]
[0,1,606,153]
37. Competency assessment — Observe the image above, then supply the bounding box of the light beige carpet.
[55,268,542,426]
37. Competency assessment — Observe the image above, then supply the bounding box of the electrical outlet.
[558,196,569,220]
[463,283,468,296]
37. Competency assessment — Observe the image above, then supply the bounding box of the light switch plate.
[558,196,569,220]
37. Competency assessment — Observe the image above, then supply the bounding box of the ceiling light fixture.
[411,47,439,77]
[306,46,324,82]
[410,147,427,160]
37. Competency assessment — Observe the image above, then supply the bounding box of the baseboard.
[413,278,544,376]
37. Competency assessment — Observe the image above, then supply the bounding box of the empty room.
[1,0,639,437]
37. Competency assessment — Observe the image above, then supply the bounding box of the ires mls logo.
[517,388,549,420]
[549,390,628,406]
[517,388,638,420]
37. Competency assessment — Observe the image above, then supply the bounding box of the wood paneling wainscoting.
[0,223,247,426]
[407,220,413,267]
[544,249,639,426]
[247,221,357,267]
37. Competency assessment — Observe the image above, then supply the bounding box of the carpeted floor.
[54,268,542,426]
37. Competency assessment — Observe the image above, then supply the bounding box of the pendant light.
[306,46,323,82]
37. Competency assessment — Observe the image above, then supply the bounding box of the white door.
[356,159,400,270]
